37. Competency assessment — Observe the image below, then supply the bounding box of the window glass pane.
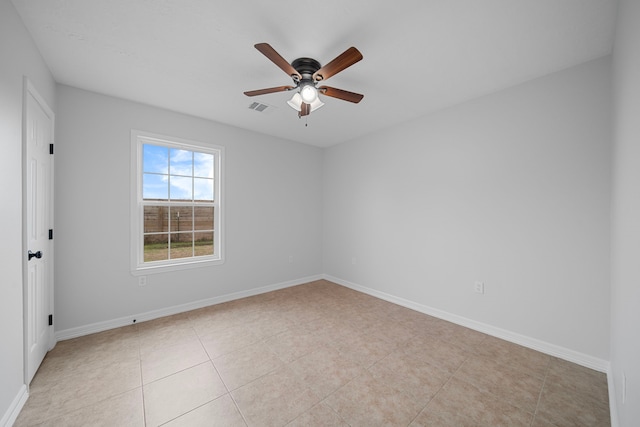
[143,173,168,200]
[170,232,193,259]
[144,206,169,233]
[194,231,214,256]
[194,152,214,178]
[143,144,168,174]
[194,178,214,201]
[170,148,193,176]
[144,234,168,262]
[170,176,192,200]
[194,206,214,231]
[136,136,222,269]
[171,206,193,232]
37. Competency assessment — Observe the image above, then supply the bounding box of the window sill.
[131,257,225,276]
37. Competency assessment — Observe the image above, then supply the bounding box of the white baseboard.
[55,275,322,341]
[607,365,619,427]
[324,274,610,373]
[1,385,28,427]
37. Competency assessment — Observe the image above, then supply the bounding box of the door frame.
[22,77,55,385]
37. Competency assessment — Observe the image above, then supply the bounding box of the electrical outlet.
[474,281,484,294]
[351,257,356,265]
[288,255,294,264]
[138,276,147,287]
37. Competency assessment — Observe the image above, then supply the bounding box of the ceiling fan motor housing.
[291,57,321,83]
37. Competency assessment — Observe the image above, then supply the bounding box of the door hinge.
[48,314,53,326]
[49,143,54,155]
[49,229,53,240]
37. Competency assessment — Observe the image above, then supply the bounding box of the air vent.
[248,102,275,113]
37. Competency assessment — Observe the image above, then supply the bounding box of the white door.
[25,79,54,384]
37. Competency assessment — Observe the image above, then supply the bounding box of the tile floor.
[15,280,610,426]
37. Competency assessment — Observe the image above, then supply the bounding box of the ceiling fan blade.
[254,43,302,80]
[318,86,364,103]
[313,47,363,82]
[299,102,311,117]
[244,86,295,97]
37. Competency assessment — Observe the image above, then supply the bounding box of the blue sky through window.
[142,144,214,201]
[143,144,168,174]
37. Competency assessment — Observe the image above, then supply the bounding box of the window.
[131,130,223,273]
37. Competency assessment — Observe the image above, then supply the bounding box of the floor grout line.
[530,359,552,427]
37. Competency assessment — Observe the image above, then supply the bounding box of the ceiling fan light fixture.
[299,83,318,103]
[310,97,325,112]
[287,93,324,112]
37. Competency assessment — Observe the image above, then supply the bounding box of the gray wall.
[0,0,56,423]
[323,57,612,362]
[54,85,324,332]
[610,0,640,424]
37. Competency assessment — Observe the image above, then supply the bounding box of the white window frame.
[130,130,224,275]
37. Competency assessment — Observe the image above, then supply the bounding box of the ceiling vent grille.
[248,102,274,113]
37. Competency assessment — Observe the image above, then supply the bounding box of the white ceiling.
[12,0,617,147]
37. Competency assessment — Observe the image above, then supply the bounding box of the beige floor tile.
[299,317,361,344]
[420,377,533,426]
[140,338,210,384]
[34,388,144,427]
[189,306,242,336]
[473,335,551,379]
[264,326,324,363]
[360,318,418,346]
[455,355,544,412]
[547,357,609,403]
[409,408,481,427]
[288,346,365,398]
[216,297,269,318]
[48,325,139,360]
[162,394,246,427]
[419,320,487,351]
[394,311,442,335]
[34,328,140,386]
[280,301,328,325]
[286,402,349,427]
[199,324,261,359]
[242,314,295,340]
[143,361,227,427]
[403,334,469,374]
[415,319,471,343]
[535,367,611,427]
[331,307,385,330]
[530,416,559,427]
[331,330,397,368]
[17,357,142,425]
[14,395,49,426]
[231,366,321,426]
[189,312,242,337]
[137,322,199,354]
[323,371,424,426]
[137,312,193,330]
[213,341,284,390]
[189,304,265,336]
[368,350,450,406]
[442,325,489,352]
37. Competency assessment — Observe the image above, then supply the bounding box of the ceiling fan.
[244,43,364,118]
